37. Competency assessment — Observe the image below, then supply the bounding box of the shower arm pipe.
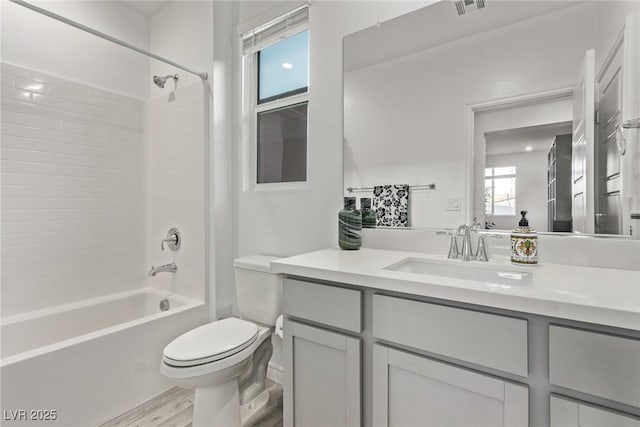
[9,0,208,81]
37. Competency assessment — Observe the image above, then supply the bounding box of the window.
[485,166,516,216]
[242,7,309,188]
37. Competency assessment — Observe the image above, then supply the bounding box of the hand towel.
[372,184,409,227]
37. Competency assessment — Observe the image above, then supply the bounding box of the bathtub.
[0,288,208,426]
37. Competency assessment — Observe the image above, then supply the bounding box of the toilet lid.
[163,318,258,367]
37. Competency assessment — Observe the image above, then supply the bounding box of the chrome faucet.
[436,229,460,259]
[457,225,474,261]
[439,225,503,262]
[475,234,502,262]
[148,263,177,277]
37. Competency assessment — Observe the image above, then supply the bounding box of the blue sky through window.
[258,30,308,102]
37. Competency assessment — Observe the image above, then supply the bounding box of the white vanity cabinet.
[549,325,640,408]
[283,320,361,427]
[371,294,529,426]
[550,395,640,427]
[373,345,529,427]
[282,276,640,427]
[283,279,362,427]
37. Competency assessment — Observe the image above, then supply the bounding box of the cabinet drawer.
[373,294,528,376]
[550,395,640,427]
[549,325,640,407]
[284,279,362,333]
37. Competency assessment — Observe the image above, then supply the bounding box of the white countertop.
[271,248,640,331]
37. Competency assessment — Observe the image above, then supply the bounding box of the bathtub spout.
[148,263,177,277]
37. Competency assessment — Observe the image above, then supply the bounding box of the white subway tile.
[2,64,205,315]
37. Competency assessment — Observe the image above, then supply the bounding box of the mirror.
[343,0,640,235]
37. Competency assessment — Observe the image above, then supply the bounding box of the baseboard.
[267,361,283,384]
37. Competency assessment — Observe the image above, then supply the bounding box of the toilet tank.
[233,255,283,326]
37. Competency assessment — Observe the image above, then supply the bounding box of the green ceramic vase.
[339,197,361,250]
[360,198,376,229]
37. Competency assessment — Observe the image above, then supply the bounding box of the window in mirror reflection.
[485,167,516,216]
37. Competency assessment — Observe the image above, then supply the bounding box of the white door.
[572,49,596,234]
[550,395,640,427]
[283,319,361,427]
[595,16,640,235]
[620,15,640,235]
[372,345,529,427]
[595,43,623,234]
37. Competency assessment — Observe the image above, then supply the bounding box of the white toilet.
[161,255,282,427]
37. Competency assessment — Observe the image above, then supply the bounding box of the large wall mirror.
[343,0,640,235]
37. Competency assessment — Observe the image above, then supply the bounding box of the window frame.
[242,21,309,192]
[484,166,517,216]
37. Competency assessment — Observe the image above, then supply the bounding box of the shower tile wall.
[1,62,146,317]
[144,83,205,301]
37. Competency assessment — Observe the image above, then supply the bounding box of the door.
[283,319,361,427]
[572,49,596,234]
[595,37,624,234]
[550,395,640,427]
[620,15,640,235]
[372,345,528,427]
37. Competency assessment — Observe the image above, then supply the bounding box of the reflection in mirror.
[343,0,640,235]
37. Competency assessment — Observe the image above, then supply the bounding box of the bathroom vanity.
[272,248,640,427]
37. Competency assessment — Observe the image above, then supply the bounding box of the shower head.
[153,74,178,88]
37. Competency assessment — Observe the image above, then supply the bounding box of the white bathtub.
[0,288,208,426]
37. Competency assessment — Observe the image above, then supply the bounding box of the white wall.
[218,0,433,385]
[1,62,146,316]
[147,1,213,309]
[232,0,432,259]
[148,1,214,93]
[144,84,206,301]
[0,0,150,99]
[486,150,549,231]
[212,1,239,319]
[344,3,600,230]
[210,1,434,317]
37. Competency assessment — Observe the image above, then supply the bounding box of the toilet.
[161,255,282,427]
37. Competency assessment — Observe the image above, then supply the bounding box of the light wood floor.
[100,381,283,427]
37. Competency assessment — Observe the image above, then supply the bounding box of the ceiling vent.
[455,0,486,16]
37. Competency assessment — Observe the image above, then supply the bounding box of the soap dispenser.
[511,210,537,265]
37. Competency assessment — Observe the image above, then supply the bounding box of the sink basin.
[383,257,533,286]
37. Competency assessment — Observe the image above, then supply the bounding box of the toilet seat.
[163,318,259,367]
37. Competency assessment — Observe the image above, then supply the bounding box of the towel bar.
[346,183,436,193]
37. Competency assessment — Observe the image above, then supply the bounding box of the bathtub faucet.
[148,263,177,277]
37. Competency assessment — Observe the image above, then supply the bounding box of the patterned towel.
[372,185,409,227]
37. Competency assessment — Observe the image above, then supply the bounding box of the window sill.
[248,181,309,192]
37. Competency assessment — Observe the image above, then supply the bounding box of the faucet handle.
[437,229,460,259]
[161,228,181,251]
[475,234,502,262]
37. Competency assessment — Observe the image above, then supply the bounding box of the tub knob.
[161,228,181,251]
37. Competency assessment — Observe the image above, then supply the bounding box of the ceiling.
[344,0,582,72]
[123,1,171,16]
[485,122,573,156]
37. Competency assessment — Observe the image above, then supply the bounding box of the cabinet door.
[550,395,640,427]
[284,319,361,427]
[373,345,528,427]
